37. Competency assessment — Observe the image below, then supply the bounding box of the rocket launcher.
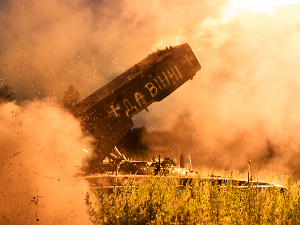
[72,43,201,165]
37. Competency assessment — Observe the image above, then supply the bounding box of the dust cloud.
[142,1,300,178]
[1,0,300,202]
[0,100,94,224]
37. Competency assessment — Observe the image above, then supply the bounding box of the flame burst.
[222,0,299,22]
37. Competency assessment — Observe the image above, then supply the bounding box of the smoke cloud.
[142,1,300,177]
[0,0,226,100]
[0,100,94,224]
[1,0,300,207]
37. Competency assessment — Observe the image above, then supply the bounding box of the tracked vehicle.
[73,43,284,191]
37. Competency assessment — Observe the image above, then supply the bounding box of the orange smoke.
[0,100,94,224]
[140,1,300,178]
[1,0,300,185]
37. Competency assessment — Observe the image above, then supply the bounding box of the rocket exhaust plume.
[0,100,94,224]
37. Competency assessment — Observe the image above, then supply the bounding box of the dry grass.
[85,171,300,224]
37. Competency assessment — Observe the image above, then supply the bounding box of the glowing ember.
[222,0,299,22]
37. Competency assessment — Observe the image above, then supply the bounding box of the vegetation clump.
[86,172,300,224]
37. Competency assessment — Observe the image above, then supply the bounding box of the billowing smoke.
[1,0,300,201]
[0,0,164,100]
[0,100,94,224]
[142,1,300,177]
[0,0,226,101]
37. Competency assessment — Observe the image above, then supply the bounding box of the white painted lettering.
[123,99,138,117]
[106,103,121,118]
[174,65,183,78]
[134,92,147,107]
[167,68,178,84]
[145,82,158,97]
[159,72,170,88]
[153,79,162,90]
[183,54,193,66]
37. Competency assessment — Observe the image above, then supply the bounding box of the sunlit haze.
[222,0,299,22]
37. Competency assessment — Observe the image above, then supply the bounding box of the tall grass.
[85,172,300,224]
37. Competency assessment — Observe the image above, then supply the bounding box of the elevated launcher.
[72,43,201,170]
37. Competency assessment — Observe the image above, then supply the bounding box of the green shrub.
[85,172,300,225]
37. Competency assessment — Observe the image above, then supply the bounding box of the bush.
[86,172,300,224]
